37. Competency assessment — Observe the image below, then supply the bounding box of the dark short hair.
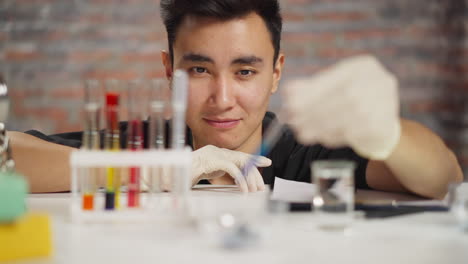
[160,0,282,67]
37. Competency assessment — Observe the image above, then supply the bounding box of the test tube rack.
[70,148,192,223]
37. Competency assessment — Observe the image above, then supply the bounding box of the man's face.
[163,13,284,152]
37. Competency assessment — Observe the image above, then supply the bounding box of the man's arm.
[366,119,463,199]
[284,55,463,199]
[8,131,73,193]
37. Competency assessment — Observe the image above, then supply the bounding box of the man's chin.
[198,135,243,150]
[208,140,242,151]
[193,128,253,151]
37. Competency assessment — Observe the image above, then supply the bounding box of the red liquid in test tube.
[128,119,143,207]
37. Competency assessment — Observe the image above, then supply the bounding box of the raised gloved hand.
[283,55,401,160]
[192,145,271,192]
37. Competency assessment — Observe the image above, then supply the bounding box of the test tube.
[81,103,100,211]
[149,79,167,150]
[149,79,169,193]
[170,70,189,201]
[171,70,188,150]
[83,80,102,150]
[127,80,146,208]
[0,74,9,122]
[81,80,103,210]
[104,79,121,210]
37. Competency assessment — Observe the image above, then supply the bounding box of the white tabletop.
[23,186,468,264]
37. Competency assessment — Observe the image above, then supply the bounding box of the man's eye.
[191,67,207,74]
[238,70,255,76]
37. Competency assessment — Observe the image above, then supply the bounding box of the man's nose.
[209,76,236,110]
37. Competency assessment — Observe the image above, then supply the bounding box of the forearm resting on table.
[367,119,463,199]
[8,131,72,193]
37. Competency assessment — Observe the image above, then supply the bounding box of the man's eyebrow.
[232,56,264,65]
[181,53,214,63]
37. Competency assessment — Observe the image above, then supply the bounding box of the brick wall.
[1,0,467,177]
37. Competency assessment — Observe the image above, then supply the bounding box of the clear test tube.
[82,80,102,150]
[0,74,10,122]
[171,70,188,150]
[149,79,170,194]
[127,80,146,208]
[81,80,103,211]
[149,79,167,150]
[104,79,122,210]
[171,70,190,212]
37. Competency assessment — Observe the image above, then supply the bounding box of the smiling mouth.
[203,118,241,129]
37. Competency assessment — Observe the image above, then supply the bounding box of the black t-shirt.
[25,112,370,189]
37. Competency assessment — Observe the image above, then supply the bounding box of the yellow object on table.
[0,213,52,262]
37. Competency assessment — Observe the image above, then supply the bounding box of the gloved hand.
[192,145,271,192]
[283,55,401,160]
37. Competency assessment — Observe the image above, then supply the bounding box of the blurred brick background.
[1,0,467,177]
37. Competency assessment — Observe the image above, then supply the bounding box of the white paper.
[270,177,315,202]
[396,200,446,207]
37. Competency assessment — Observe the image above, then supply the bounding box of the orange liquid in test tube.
[82,193,94,210]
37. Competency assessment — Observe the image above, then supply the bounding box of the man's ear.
[161,50,173,81]
[272,53,285,94]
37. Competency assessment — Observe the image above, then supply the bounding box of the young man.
[9,0,462,197]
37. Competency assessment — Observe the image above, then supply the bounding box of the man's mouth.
[203,118,241,129]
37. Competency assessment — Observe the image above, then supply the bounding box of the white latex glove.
[192,145,271,192]
[283,55,401,160]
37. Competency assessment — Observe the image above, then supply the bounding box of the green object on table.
[0,171,28,222]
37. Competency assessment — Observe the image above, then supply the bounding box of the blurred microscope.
[0,75,53,262]
[0,74,27,222]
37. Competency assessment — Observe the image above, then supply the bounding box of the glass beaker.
[450,183,468,232]
[311,160,355,231]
